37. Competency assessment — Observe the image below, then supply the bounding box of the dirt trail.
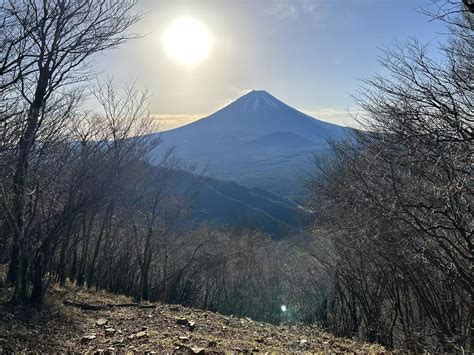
[0,285,385,353]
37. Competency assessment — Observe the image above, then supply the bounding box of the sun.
[162,17,212,66]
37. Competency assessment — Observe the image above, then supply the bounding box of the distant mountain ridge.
[195,176,299,238]
[147,168,300,238]
[151,90,350,199]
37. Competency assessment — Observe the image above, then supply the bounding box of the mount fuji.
[151,90,350,199]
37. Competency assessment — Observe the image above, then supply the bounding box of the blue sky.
[95,0,448,129]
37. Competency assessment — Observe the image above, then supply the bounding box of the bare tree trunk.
[140,262,150,301]
[470,287,473,353]
[87,204,112,288]
[9,69,49,302]
[58,238,68,286]
[30,254,45,304]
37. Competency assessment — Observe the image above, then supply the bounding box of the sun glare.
[162,17,212,66]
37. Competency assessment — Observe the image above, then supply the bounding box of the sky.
[95,0,448,130]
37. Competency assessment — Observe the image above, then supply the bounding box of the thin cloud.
[266,1,298,19]
[266,0,325,20]
[301,107,361,127]
[151,114,203,131]
[301,0,319,14]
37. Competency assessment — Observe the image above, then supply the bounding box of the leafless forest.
[0,0,472,352]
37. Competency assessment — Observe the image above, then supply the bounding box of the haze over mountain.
[151,90,350,199]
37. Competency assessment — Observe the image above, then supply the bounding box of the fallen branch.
[111,302,140,307]
[63,300,105,310]
[139,304,157,309]
[63,300,156,310]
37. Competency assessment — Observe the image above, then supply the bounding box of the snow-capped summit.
[233,90,285,111]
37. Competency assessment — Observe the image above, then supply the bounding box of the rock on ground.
[0,284,385,353]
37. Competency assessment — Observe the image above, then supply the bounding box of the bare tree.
[0,0,141,303]
[305,0,473,351]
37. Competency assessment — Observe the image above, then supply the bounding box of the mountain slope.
[151,91,350,199]
[0,283,385,353]
[165,170,300,238]
[140,166,300,238]
[194,177,300,238]
[247,131,316,148]
[161,90,346,141]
